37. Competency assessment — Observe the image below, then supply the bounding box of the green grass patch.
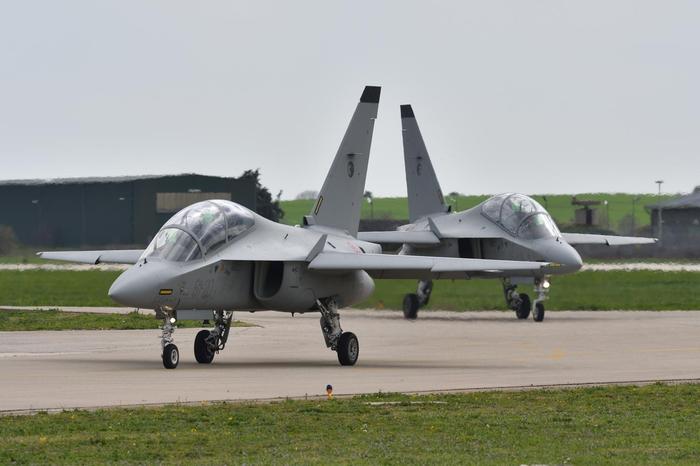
[280,193,675,233]
[2,384,700,464]
[0,310,252,331]
[0,270,121,307]
[358,270,700,311]
[0,270,699,311]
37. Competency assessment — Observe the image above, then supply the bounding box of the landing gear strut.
[403,280,433,320]
[194,310,234,364]
[317,298,359,366]
[532,278,550,322]
[160,311,179,369]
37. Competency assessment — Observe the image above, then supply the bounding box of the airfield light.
[542,280,551,289]
[170,317,177,324]
[326,384,334,400]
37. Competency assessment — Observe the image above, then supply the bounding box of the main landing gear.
[402,280,433,320]
[159,309,234,369]
[194,310,234,364]
[317,298,359,366]
[503,277,550,322]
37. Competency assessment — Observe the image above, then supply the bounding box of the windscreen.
[143,228,202,262]
[518,213,559,239]
[143,200,256,262]
[481,193,559,239]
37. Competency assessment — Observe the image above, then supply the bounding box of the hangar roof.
[0,173,235,186]
[647,186,700,210]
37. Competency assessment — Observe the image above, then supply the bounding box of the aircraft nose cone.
[553,242,583,273]
[539,240,583,274]
[108,267,162,308]
[565,245,584,272]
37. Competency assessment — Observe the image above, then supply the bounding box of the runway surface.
[1,309,700,413]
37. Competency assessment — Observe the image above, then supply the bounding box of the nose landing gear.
[160,312,179,369]
[532,278,550,322]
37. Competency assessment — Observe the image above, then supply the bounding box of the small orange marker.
[326,384,333,400]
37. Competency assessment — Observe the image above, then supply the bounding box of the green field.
[0,309,252,331]
[362,270,700,311]
[281,193,674,234]
[2,384,700,464]
[0,270,121,307]
[1,269,698,312]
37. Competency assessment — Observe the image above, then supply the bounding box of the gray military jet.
[39,87,549,369]
[358,104,656,322]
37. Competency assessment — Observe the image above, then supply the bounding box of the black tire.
[162,343,179,369]
[515,293,531,320]
[533,302,545,322]
[403,293,420,320]
[194,330,215,364]
[337,332,359,366]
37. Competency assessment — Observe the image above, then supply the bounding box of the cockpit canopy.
[142,200,255,262]
[481,193,560,240]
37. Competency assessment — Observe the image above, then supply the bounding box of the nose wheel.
[531,278,550,322]
[533,302,545,322]
[162,343,179,369]
[160,314,179,369]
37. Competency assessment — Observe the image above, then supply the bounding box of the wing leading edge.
[562,233,657,246]
[38,250,144,265]
[309,251,547,275]
[357,230,440,245]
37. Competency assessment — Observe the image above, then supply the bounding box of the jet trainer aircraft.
[358,105,656,322]
[39,87,549,369]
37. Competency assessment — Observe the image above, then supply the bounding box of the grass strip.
[0,309,252,331]
[1,384,699,464]
[0,269,698,311]
[359,270,700,311]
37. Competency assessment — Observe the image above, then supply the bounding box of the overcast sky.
[1,1,698,199]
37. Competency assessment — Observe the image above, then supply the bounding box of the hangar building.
[647,186,700,246]
[0,174,256,247]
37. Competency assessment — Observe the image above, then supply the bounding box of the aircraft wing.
[357,231,441,245]
[562,233,657,246]
[308,252,547,275]
[38,250,144,265]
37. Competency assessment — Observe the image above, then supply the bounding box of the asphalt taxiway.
[1,309,699,413]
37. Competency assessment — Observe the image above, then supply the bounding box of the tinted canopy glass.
[143,228,202,262]
[481,193,559,239]
[143,200,255,261]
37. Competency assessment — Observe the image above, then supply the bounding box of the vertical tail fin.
[305,86,381,236]
[401,104,448,222]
